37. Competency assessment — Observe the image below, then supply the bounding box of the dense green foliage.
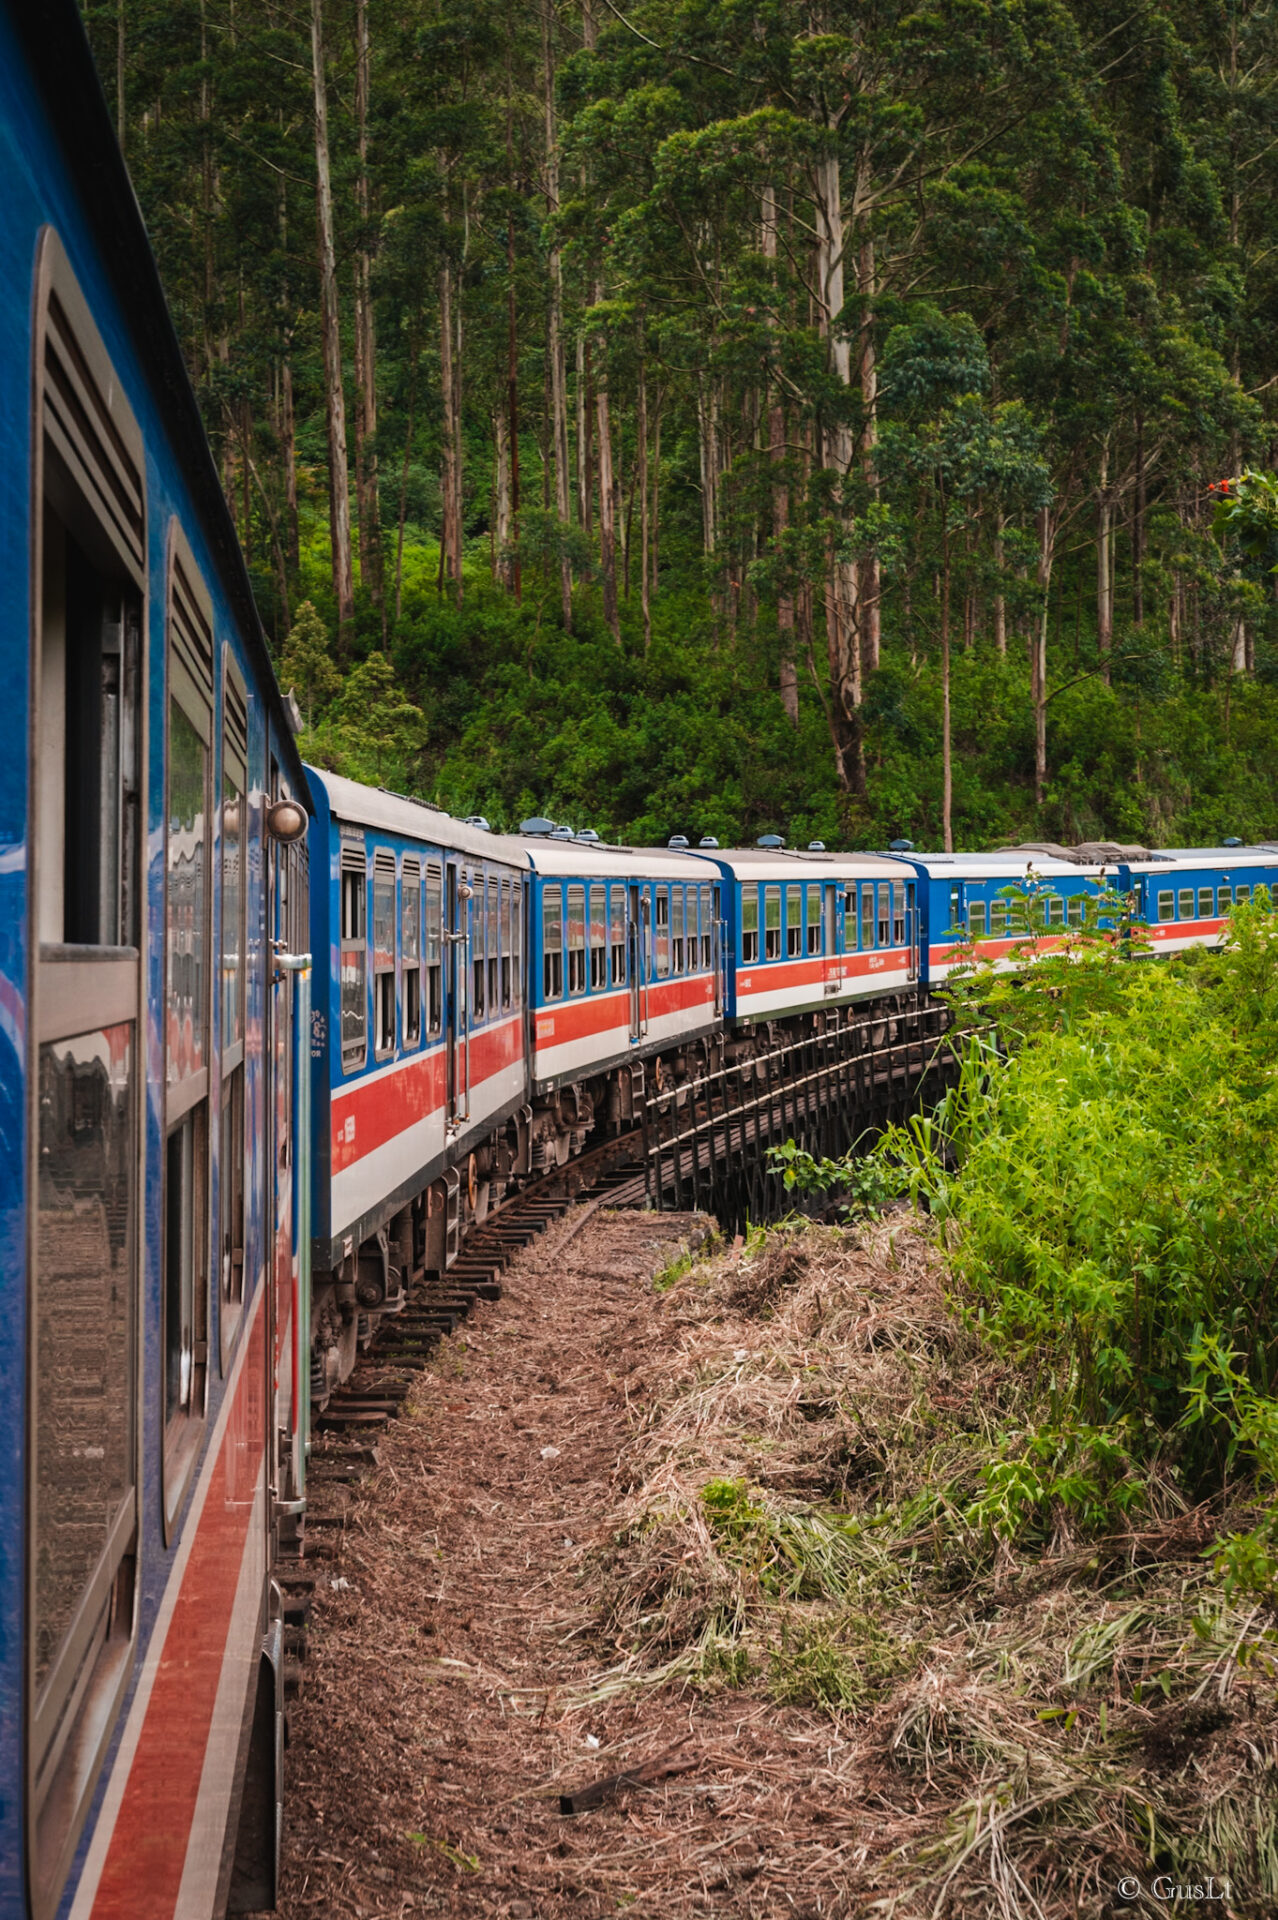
[84,0,1278,845]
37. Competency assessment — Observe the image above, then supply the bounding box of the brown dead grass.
[270,1211,1278,1920]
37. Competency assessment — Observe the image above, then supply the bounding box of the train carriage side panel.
[1127,850,1278,953]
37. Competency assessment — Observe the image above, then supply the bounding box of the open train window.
[970,900,988,938]
[672,887,685,973]
[764,886,781,960]
[487,875,499,1011]
[471,872,486,1021]
[610,886,626,984]
[860,885,875,950]
[807,885,821,955]
[340,845,368,1068]
[163,525,215,1534]
[425,863,443,1033]
[589,884,607,988]
[373,853,397,1056]
[29,232,146,1918]
[567,884,587,993]
[741,888,759,963]
[219,652,248,1367]
[786,885,801,958]
[948,884,963,931]
[402,858,422,1047]
[701,886,714,967]
[511,879,523,1005]
[501,878,512,1008]
[892,883,906,946]
[876,884,890,948]
[655,887,670,977]
[543,887,564,1000]
[1178,887,1194,921]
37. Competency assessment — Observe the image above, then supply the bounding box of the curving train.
[4,10,1278,1920]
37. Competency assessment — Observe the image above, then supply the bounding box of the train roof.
[892,850,1102,880]
[522,842,720,881]
[703,847,907,883]
[1124,846,1278,872]
[19,3,308,798]
[307,769,532,867]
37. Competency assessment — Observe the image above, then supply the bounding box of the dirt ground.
[274,1210,876,1920]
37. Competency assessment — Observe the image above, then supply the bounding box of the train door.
[445,860,470,1128]
[266,769,310,1507]
[906,881,918,982]
[823,884,838,993]
[628,883,649,1040]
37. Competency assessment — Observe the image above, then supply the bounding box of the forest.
[84,0,1278,850]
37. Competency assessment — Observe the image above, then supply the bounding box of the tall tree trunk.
[353,0,383,618]
[1096,440,1113,681]
[857,231,880,676]
[506,212,521,601]
[1033,507,1054,807]
[1132,411,1145,627]
[815,149,864,796]
[494,407,512,584]
[992,509,1006,654]
[438,259,463,604]
[543,1,572,629]
[595,329,620,643]
[277,137,299,573]
[394,334,418,621]
[638,345,651,651]
[577,334,594,536]
[311,0,355,649]
[763,185,798,727]
[940,496,953,853]
[697,376,718,557]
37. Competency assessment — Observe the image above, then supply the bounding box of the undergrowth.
[587,905,1278,1913]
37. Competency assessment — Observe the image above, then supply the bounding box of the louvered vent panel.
[170,550,214,694]
[44,288,145,578]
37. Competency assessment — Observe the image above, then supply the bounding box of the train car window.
[860,885,874,950]
[425,863,443,1032]
[567,884,587,993]
[876,884,891,947]
[1198,886,1214,918]
[163,526,214,1534]
[948,884,963,930]
[892,882,906,946]
[807,885,821,955]
[700,886,713,967]
[1066,894,1083,928]
[486,875,499,1010]
[742,888,759,963]
[764,886,781,960]
[786,885,801,957]
[219,654,248,1361]
[970,900,988,938]
[470,872,486,1021]
[610,886,626,984]
[1218,884,1233,915]
[1237,883,1251,905]
[500,878,512,1008]
[1156,889,1173,922]
[990,898,1008,939]
[340,845,368,1068]
[543,887,564,999]
[29,239,146,1901]
[511,879,523,1005]
[373,853,397,1056]
[402,858,422,1047]
[1047,893,1065,928]
[1177,887,1194,921]
[653,887,669,977]
[672,887,685,973]
[589,884,607,987]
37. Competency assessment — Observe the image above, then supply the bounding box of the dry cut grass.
[586,1218,1278,1917]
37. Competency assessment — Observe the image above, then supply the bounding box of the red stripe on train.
[737,950,908,995]
[89,1295,266,1917]
[533,974,714,1046]
[330,1017,524,1171]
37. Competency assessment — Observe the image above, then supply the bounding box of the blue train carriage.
[0,7,313,1917]
[524,832,725,1121]
[699,843,919,1025]
[896,847,1110,988]
[1118,846,1278,952]
[305,771,531,1402]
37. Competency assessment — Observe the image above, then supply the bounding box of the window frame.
[609,884,626,985]
[566,882,587,995]
[1198,886,1214,919]
[764,885,781,961]
[542,885,564,1001]
[372,850,397,1057]
[655,886,670,978]
[589,882,607,989]
[741,887,759,964]
[860,885,875,951]
[969,899,988,939]
[340,842,369,1070]
[1177,887,1195,922]
[806,884,822,955]
[402,856,422,1048]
